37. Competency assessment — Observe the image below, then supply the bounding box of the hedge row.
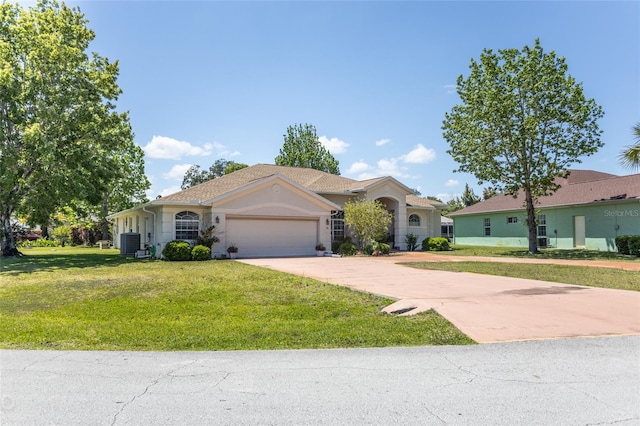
[162,240,211,261]
[615,235,640,256]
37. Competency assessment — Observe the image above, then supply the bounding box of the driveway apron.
[239,256,640,343]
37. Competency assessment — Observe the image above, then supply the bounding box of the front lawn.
[0,247,474,350]
[405,261,640,292]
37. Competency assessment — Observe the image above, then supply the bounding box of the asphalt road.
[2,336,639,425]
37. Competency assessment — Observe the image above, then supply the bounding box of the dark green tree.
[0,0,148,255]
[442,39,603,253]
[181,159,248,189]
[275,123,340,175]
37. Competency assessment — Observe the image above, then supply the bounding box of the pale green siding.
[452,201,640,251]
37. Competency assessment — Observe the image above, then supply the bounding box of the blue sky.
[66,1,638,200]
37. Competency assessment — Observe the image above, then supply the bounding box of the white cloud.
[159,185,182,197]
[319,136,349,154]
[375,158,411,179]
[445,179,459,187]
[228,150,241,157]
[347,161,371,174]
[437,193,454,202]
[375,138,391,147]
[143,135,213,160]
[357,172,378,180]
[444,84,456,94]
[163,163,193,181]
[401,144,436,164]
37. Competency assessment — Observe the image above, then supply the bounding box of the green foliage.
[444,184,481,214]
[615,236,640,256]
[619,123,640,171]
[338,241,357,256]
[17,238,58,248]
[375,242,390,255]
[405,233,419,251]
[422,237,450,251]
[191,245,211,261]
[343,198,393,248]
[52,226,71,247]
[181,159,248,189]
[0,1,148,255]
[442,39,603,253]
[196,225,219,248]
[275,123,340,175]
[161,240,192,261]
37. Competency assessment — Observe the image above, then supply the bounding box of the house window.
[537,214,547,236]
[331,211,345,241]
[507,216,518,224]
[441,224,453,239]
[175,211,199,240]
[484,218,491,236]
[408,214,421,227]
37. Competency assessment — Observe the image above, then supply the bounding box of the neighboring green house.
[448,170,640,251]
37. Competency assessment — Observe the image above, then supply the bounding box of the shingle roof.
[449,170,640,216]
[157,164,445,209]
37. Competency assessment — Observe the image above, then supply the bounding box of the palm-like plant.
[619,123,640,171]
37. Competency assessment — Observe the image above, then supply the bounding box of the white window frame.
[408,214,421,227]
[175,211,199,241]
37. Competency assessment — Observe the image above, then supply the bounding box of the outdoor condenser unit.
[120,232,141,257]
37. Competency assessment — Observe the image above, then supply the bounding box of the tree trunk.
[524,188,538,254]
[1,210,21,257]
[101,201,110,241]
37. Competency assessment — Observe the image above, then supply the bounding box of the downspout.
[142,205,157,258]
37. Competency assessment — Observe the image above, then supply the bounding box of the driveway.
[239,256,640,343]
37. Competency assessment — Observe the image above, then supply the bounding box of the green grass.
[0,247,474,350]
[404,262,640,292]
[443,244,640,262]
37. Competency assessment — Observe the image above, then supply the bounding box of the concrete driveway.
[239,256,640,343]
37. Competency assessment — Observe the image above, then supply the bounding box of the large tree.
[181,159,248,189]
[0,0,148,255]
[442,39,603,253]
[619,123,640,171]
[275,123,340,175]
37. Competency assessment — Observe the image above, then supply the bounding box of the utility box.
[120,232,141,257]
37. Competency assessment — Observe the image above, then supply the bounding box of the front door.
[574,216,585,248]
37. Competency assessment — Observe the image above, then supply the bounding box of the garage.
[225,218,319,258]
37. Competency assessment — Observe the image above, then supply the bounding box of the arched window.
[175,211,199,240]
[408,214,421,227]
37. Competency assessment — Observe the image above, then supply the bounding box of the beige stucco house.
[108,164,446,258]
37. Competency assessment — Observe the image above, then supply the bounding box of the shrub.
[362,244,374,255]
[338,241,357,256]
[421,237,450,251]
[52,226,71,247]
[162,240,192,261]
[628,236,640,256]
[374,242,390,255]
[405,233,418,251]
[615,235,640,256]
[191,244,211,261]
[197,226,219,248]
[17,238,59,248]
[615,236,629,254]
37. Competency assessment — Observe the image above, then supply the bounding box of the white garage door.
[226,218,318,258]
